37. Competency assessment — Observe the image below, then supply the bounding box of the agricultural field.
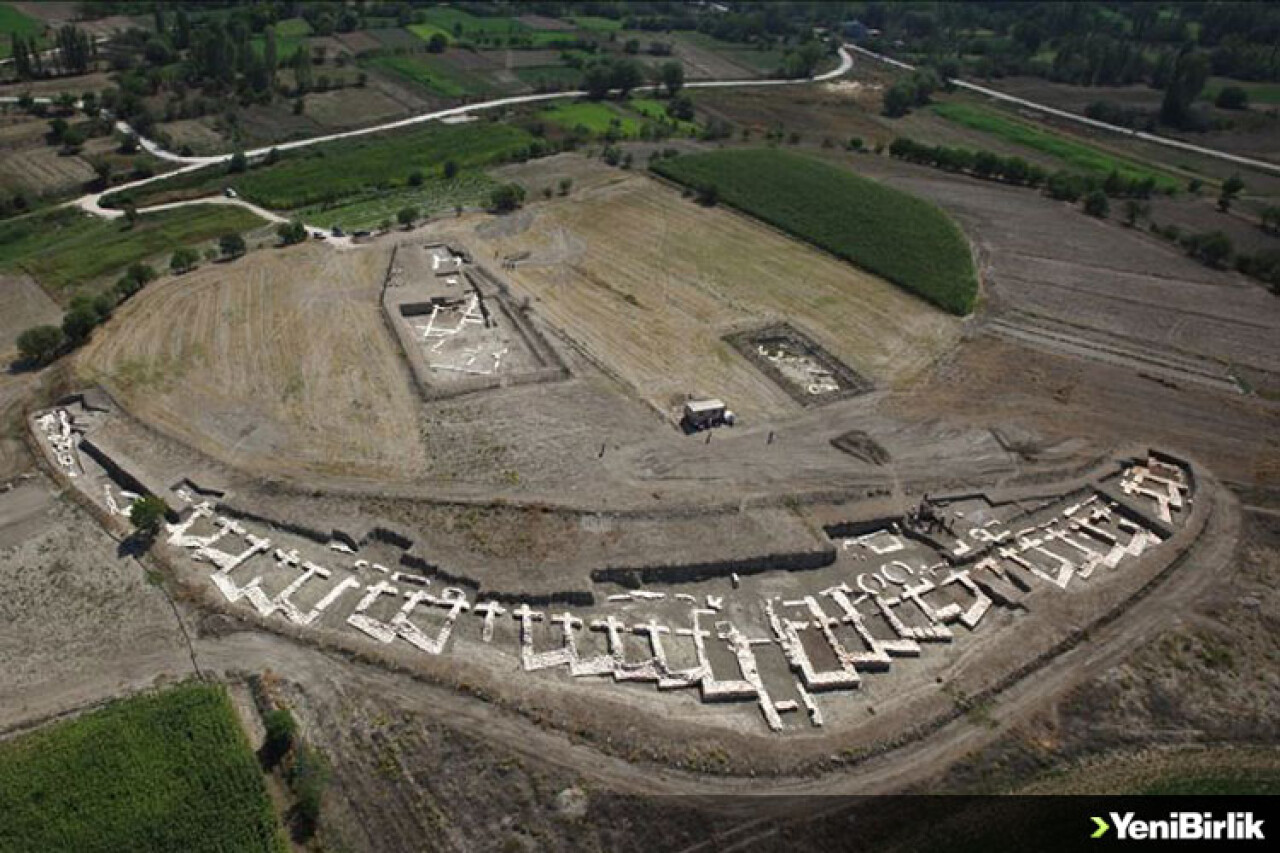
[106,121,534,213]
[0,205,267,295]
[78,242,427,480]
[538,100,642,137]
[0,2,42,59]
[930,101,1182,190]
[409,8,566,48]
[486,155,959,421]
[0,683,285,852]
[249,16,310,60]
[514,64,582,90]
[362,50,516,98]
[654,149,979,314]
[291,170,498,231]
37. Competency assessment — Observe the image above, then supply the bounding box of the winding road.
[57,45,855,228]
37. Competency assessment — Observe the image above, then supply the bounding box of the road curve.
[847,43,1280,178]
[57,46,852,241]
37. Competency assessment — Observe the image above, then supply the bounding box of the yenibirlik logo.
[1091,812,1265,841]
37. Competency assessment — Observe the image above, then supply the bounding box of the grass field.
[539,101,642,136]
[654,149,978,314]
[932,101,1181,190]
[250,18,310,61]
[1203,76,1280,106]
[0,2,42,59]
[0,205,267,293]
[0,683,285,853]
[292,171,499,231]
[630,97,700,135]
[363,52,493,97]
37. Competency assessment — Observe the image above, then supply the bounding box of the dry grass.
[486,156,959,422]
[77,243,427,479]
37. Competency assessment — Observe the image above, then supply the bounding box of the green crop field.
[653,149,978,314]
[292,171,500,231]
[363,52,498,97]
[251,18,309,60]
[105,122,535,212]
[539,101,642,136]
[931,101,1180,190]
[0,2,43,58]
[0,683,285,853]
[413,8,525,40]
[569,15,623,32]
[230,122,533,209]
[0,205,267,292]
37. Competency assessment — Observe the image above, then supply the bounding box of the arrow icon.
[1091,816,1110,839]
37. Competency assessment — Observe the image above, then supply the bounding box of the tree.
[1215,86,1248,110]
[489,183,526,213]
[442,159,458,179]
[16,326,65,366]
[170,247,199,274]
[667,93,694,121]
[408,170,424,187]
[583,62,613,100]
[124,205,139,228]
[660,61,684,97]
[427,32,447,53]
[219,232,246,259]
[228,150,247,173]
[276,221,308,245]
[62,303,99,346]
[1219,174,1244,212]
[696,182,719,206]
[610,59,644,98]
[882,81,915,117]
[1185,231,1233,268]
[1082,190,1109,218]
[1160,48,1209,128]
[558,177,572,196]
[119,133,140,155]
[129,495,168,539]
[397,206,418,228]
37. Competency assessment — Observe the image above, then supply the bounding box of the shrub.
[1215,86,1249,110]
[1082,190,1109,218]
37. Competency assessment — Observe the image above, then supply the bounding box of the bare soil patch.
[486,155,958,424]
[0,274,60,358]
[77,243,428,482]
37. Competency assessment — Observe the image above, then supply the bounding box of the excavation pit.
[726,324,872,406]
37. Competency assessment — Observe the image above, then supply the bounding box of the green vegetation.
[236,122,533,209]
[0,683,285,852]
[0,3,42,59]
[569,16,624,33]
[1204,77,1280,106]
[363,52,498,97]
[0,206,265,292]
[630,97,699,135]
[654,149,978,315]
[1140,770,1280,795]
[292,171,498,232]
[931,101,1180,190]
[107,122,535,213]
[539,101,642,136]
[514,64,583,89]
